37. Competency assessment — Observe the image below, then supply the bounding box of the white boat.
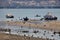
[6,14,14,18]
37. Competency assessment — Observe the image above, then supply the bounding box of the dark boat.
[35,14,41,17]
[33,30,39,33]
[44,12,57,20]
[22,30,29,33]
[6,14,14,18]
[23,17,29,21]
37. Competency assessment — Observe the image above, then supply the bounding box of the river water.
[0,9,60,20]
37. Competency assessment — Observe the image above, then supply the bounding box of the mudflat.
[0,33,50,40]
[5,20,60,31]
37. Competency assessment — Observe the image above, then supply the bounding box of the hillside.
[0,0,60,8]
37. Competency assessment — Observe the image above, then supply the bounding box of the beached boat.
[6,14,14,18]
[44,12,57,20]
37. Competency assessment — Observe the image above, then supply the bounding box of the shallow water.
[0,24,60,40]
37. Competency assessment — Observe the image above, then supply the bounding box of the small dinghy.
[6,14,14,18]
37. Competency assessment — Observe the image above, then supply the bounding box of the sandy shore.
[4,20,60,31]
[0,33,51,40]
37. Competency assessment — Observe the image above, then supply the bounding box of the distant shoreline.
[0,6,60,9]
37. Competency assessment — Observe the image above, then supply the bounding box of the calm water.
[0,9,60,20]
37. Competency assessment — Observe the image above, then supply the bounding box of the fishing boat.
[44,12,57,20]
[23,17,29,21]
[6,14,14,18]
